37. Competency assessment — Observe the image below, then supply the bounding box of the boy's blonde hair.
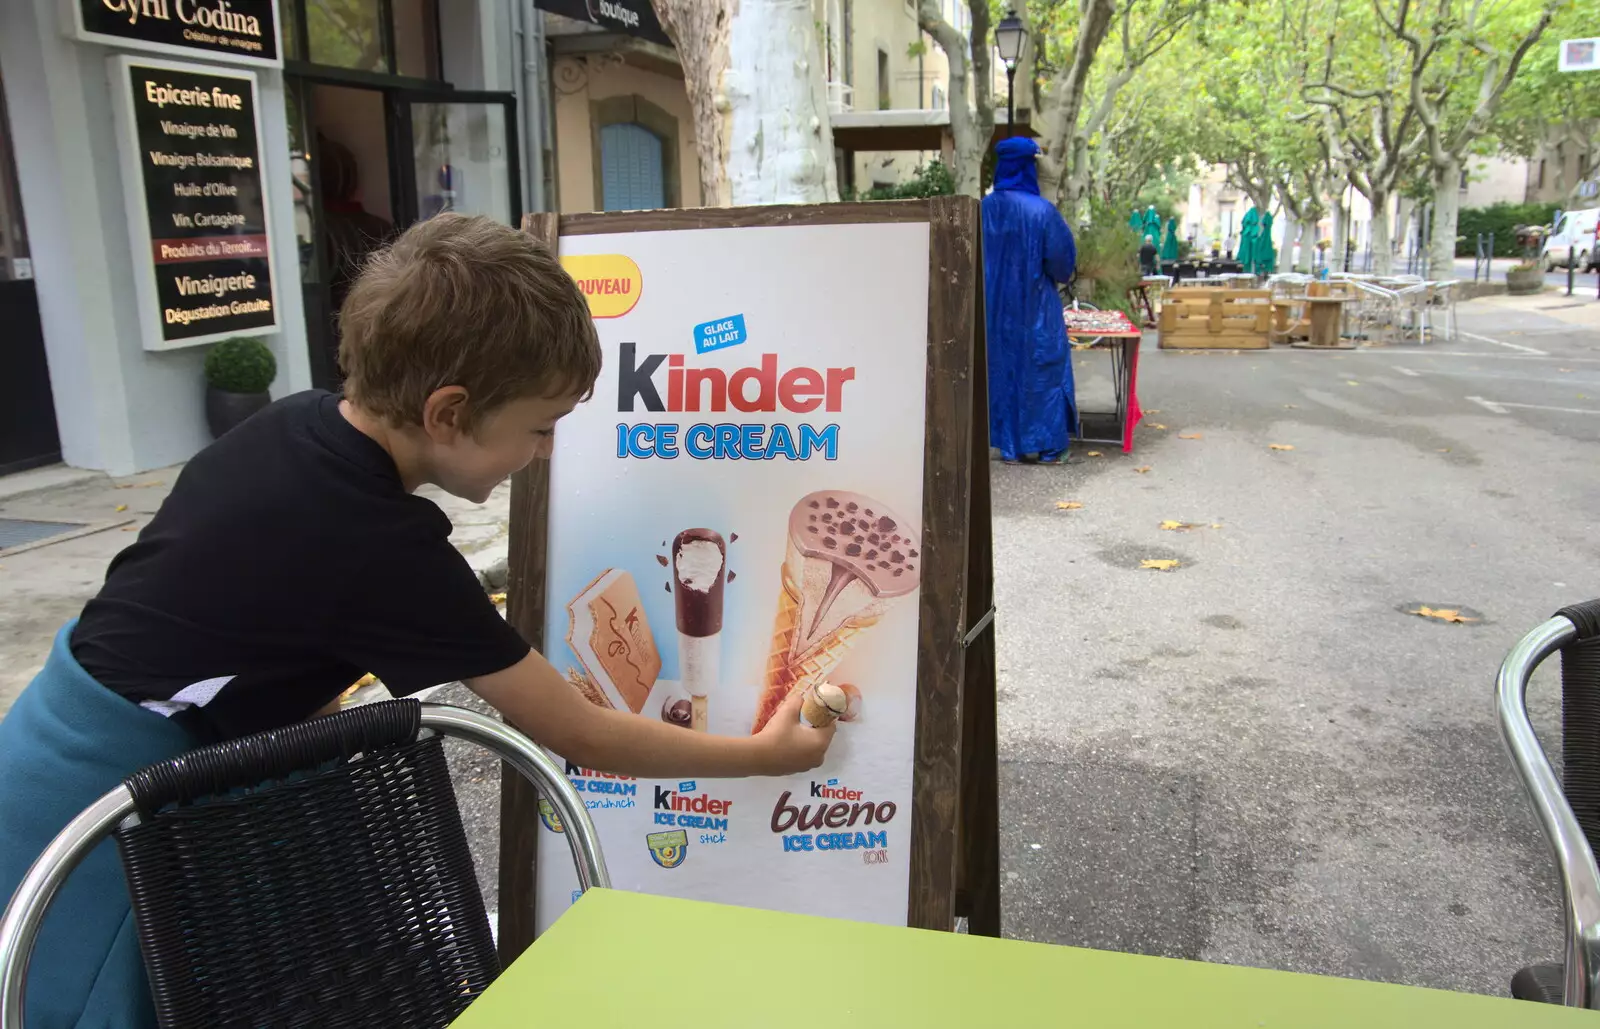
[338,214,600,429]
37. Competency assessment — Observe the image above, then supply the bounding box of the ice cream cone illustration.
[751,491,920,733]
[672,528,725,733]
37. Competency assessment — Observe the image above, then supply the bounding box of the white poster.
[535,220,931,931]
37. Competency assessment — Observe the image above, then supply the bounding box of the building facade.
[0,0,958,477]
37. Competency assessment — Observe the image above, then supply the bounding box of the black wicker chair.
[0,700,608,1028]
[1498,600,1600,1008]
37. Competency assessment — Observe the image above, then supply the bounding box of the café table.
[449,890,1592,1027]
[1065,307,1143,453]
[1288,294,1357,349]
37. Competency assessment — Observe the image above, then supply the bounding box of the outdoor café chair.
[0,699,609,1029]
[1393,283,1434,345]
[1498,599,1600,1008]
[1343,280,1401,346]
[1429,280,1461,342]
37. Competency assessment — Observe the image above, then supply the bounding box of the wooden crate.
[1158,288,1272,349]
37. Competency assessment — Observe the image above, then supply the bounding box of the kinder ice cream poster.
[535,221,931,932]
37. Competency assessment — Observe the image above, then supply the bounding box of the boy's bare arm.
[465,651,834,779]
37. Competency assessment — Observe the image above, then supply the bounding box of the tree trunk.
[652,1,733,206]
[1369,190,1393,275]
[1296,219,1316,273]
[1277,214,1294,272]
[1034,0,1116,214]
[1331,201,1347,270]
[919,0,980,197]
[723,0,838,205]
[1428,158,1462,277]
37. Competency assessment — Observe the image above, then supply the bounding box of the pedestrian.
[0,214,836,1029]
[1140,234,1159,275]
[981,136,1078,465]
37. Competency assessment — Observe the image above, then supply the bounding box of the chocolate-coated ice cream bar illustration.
[566,568,661,713]
[672,528,725,733]
[751,491,920,733]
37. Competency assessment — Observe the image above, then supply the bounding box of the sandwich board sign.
[498,198,998,959]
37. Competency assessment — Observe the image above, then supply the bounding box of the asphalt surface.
[442,297,1600,996]
[994,301,1599,996]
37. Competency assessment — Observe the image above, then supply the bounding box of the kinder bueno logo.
[771,782,897,855]
[561,253,642,319]
[617,343,855,414]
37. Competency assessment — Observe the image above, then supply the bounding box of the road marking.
[1350,350,1600,363]
[1394,365,1421,377]
[1457,330,1549,356]
[1467,396,1598,416]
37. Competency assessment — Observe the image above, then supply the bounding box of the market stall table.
[1065,306,1143,453]
[449,890,1592,1028]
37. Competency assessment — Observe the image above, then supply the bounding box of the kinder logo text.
[561,254,642,319]
[771,782,897,855]
[653,784,733,837]
[565,762,638,810]
[615,342,852,461]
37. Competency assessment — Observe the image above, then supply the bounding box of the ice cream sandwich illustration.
[566,568,661,713]
[672,528,725,733]
[751,491,920,733]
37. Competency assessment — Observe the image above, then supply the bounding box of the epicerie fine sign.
[111,57,279,350]
[74,0,282,68]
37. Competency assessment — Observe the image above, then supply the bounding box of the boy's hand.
[754,687,837,775]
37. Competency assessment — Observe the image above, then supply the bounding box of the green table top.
[452,889,1592,1027]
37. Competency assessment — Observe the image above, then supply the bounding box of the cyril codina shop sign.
[72,0,282,68]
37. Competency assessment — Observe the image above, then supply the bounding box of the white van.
[1542,208,1600,271]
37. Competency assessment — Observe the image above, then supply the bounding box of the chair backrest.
[1498,600,1600,1007]
[1,701,609,1029]
[118,701,497,1028]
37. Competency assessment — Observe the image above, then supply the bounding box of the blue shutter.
[600,123,666,211]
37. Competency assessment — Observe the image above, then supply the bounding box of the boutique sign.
[73,0,282,68]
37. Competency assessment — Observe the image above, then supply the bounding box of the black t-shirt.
[72,391,530,743]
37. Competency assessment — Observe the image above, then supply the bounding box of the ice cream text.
[653,785,733,835]
[771,785,897,855]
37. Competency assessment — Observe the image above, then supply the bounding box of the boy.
[0,214,834,1029]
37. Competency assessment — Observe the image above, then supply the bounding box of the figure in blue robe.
[982,137,1078,463]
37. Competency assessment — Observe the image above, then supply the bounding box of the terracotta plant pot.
[205,387,270,439]
[1505,267,1544,296]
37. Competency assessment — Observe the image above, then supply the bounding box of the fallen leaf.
[1134,466,1152,473]
[1560,368,1574,373]
[114,504,128,512]
[1159,520,1186,530]
[1140,559,1181,571]
[1284,404,1298,409]
[488,592,508,604]
[1408,606,1479,624]
[1055,501,1084,510]
[1146,409,1162,414]
[115,480,164,489]
[1086,450,1103,457]
[1151,423,1168,430]
[1269,443,1295,451]
[1210,523,1224,529]
[1346,380,1360,386]
[120,526,137,532]
[1437,448,1451,453]
[1178,432,1204,440]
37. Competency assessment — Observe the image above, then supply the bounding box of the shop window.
[306,0,389,73]
[591,95,681,211]
[392,0,441,80]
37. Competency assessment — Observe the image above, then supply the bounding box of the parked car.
[1542,208,1600,271]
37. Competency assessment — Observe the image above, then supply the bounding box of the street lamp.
[994,10,1025,137]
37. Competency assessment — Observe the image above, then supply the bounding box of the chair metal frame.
[0,703,609,1028]
[1498,612,1600,1009]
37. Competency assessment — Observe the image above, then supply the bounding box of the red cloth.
[1122,341,1143,454]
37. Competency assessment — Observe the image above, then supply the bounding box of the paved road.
[1450,256,1600,294]
[995,300,1600,997]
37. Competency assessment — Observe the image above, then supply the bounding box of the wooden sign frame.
[498,197,998,962]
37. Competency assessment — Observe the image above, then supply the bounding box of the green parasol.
[1129,210,1144,231]
[1237,207,1260,268]
[1254,211,1277,275]
[1161,218,1180,261]
[1142,206,1162,242]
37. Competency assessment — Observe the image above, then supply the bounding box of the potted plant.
[1506,228,1546,295]
[203,337,277,438]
